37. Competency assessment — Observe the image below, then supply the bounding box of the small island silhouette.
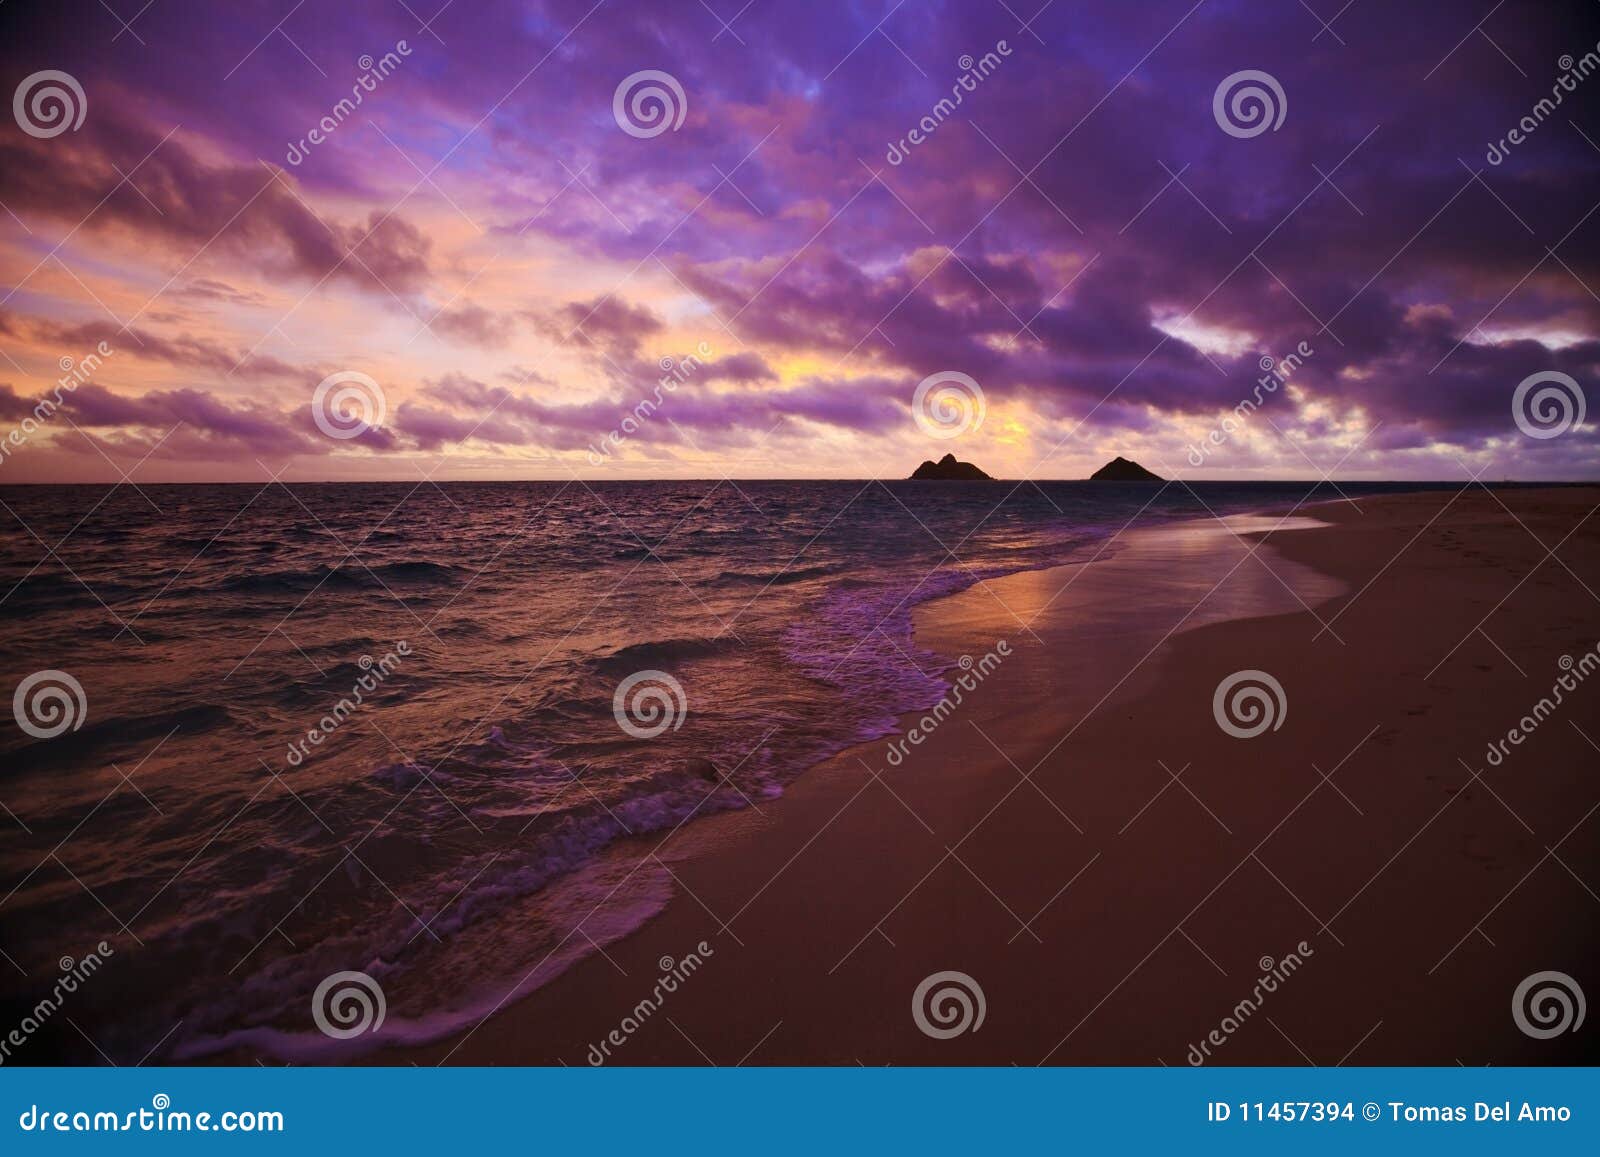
[1089,456,1162,481]
[910,453,992,480]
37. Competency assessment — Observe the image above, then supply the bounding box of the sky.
[0,0,1596,483]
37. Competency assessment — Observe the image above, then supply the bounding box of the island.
[1089,456,1162,481]
[909,453,992,480]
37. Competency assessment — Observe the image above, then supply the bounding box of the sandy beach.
[378,486,1600,1067]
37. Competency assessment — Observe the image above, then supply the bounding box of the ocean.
[0,478,1453,1060]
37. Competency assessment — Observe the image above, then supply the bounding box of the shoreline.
[360,504,1346,1064]
[371,486,1599,1066]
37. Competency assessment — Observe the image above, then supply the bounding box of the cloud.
[534,296,665,361]
[173,277,267,307]
[431,303,517,348]
[1,0,1596,478]
[0,105,433,296]
[13,315,308,381]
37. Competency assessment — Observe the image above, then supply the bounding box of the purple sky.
[0,0,1596,481]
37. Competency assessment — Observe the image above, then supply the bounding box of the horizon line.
[1,476,1596,487]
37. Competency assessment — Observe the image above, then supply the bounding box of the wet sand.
[386,486,1600,1066]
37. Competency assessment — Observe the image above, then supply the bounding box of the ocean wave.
[593,635,741,673]
[164,757,759,1061]
[2,702,233,774]
[213,560,465,594]
[713,563,840,587]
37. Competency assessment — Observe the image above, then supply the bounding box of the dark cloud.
[0,105,433,296]
[431,303,517,348]
[534,296,666,361]
[13,316,307,381]
[173,278,267,307]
